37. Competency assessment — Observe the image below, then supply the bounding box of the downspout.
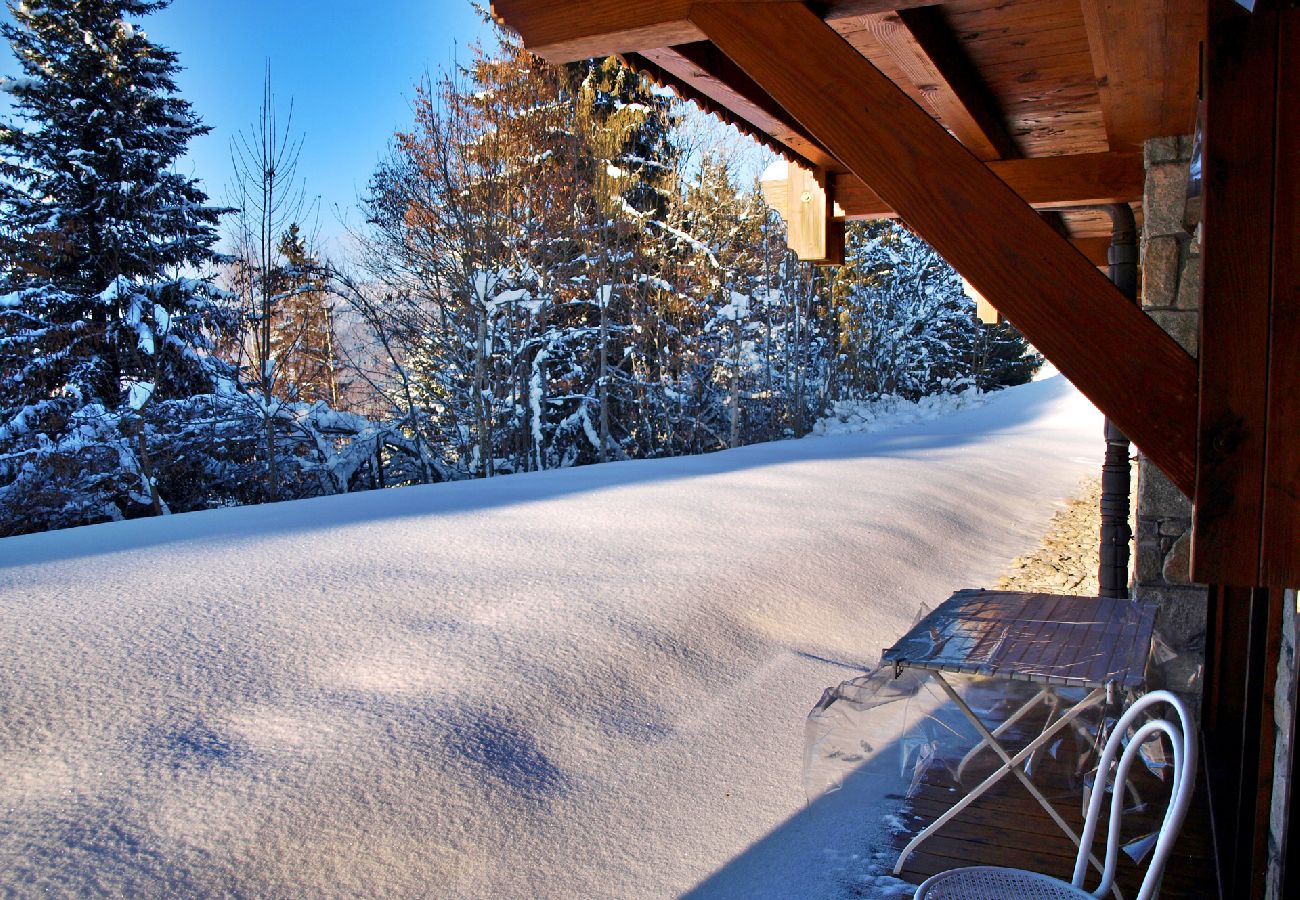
[1099,203,1138,598]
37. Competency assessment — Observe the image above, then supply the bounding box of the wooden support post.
[692,1,1198,495]
[1195,0,1300,587]
[962,279,999,326]
[1261,8,1300,586]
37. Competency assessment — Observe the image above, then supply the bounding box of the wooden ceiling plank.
[692,1,1198,494]
[945,0,1088,36]
[632,42,1141,218]
[1078,0,1203,152]
[864,6,1017,160]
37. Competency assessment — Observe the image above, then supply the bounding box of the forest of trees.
[0,1,1039,537]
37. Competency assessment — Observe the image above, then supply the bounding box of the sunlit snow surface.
[0,376,1102,899]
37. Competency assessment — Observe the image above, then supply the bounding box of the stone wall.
[1134,136,1207,692]
[1268,591,1297,898]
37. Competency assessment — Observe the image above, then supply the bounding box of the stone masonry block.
[1176,248,1202,310]
[1138,463,1192,519]
[1134,583,1209,652]
[1149,309,1200,355]
[1162,531,1193,584]
[1137,537,1166,584]
[1142,235,1182,309]
[1144,136,1193,167]
[1144,163,1192,238]
[1159,517,1191,537]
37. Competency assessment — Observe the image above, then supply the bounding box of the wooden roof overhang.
[490,1,1300,589]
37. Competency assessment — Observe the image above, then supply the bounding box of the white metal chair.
[913,690,1197,900]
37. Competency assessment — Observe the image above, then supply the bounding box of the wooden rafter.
[633,43,1143,217]
[863,6,1017,161]
[1078,0,1204,152]
[690,1,1197,494]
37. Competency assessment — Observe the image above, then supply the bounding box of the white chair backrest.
[1071,690,1197,900]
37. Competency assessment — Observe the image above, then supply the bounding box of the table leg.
[955,686,1052,783]
[892,675,1111,892]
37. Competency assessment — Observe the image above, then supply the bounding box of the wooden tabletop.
[882,589,1158,690]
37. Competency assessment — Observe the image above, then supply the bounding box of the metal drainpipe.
[1099,203,1138,598]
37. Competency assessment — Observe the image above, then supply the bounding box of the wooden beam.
[865,6,1017,161]
[1079,0,1204,152]
[1194,0,1276,585]
[760,162,846,264]
[620,50,806,169]
[491,0,937,62]
[492,0,700,62]
[693,1,1198,494]
[1070,235,1111,269]
[833,152,1143,217]
[763,171,1108,266]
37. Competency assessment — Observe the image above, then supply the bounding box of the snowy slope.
[0,376,1103,899]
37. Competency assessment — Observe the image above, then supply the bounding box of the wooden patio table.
[882,588,1159,881]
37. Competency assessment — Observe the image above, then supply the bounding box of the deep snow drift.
[0,376,1103,899]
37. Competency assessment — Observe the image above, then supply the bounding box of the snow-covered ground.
[0,375,1103,899]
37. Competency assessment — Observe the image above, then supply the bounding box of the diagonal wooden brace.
[691,2,1198,496]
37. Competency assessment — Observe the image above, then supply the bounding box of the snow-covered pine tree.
[972,319,1041,392]
[831,221,990,401]
[274,224,341,407]
[571,54,677,463]
[0,0,233,533]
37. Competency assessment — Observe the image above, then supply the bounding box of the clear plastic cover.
[880,589,1158,691]
[803,593,1203,885]
[803,666,1106,803]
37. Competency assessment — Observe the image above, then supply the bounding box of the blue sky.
[3,0,494,245]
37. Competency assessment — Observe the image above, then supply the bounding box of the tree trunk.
[599,291,610,464]
[474,311,493,478]
[729,315,741,449]
[131,416,166,517]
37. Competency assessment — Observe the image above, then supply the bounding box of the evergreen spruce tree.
[0,0,233,533]
[273,224,340,406]
[830,221,1023,401]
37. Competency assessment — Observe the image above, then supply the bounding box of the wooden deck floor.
[884,705,1218,899]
